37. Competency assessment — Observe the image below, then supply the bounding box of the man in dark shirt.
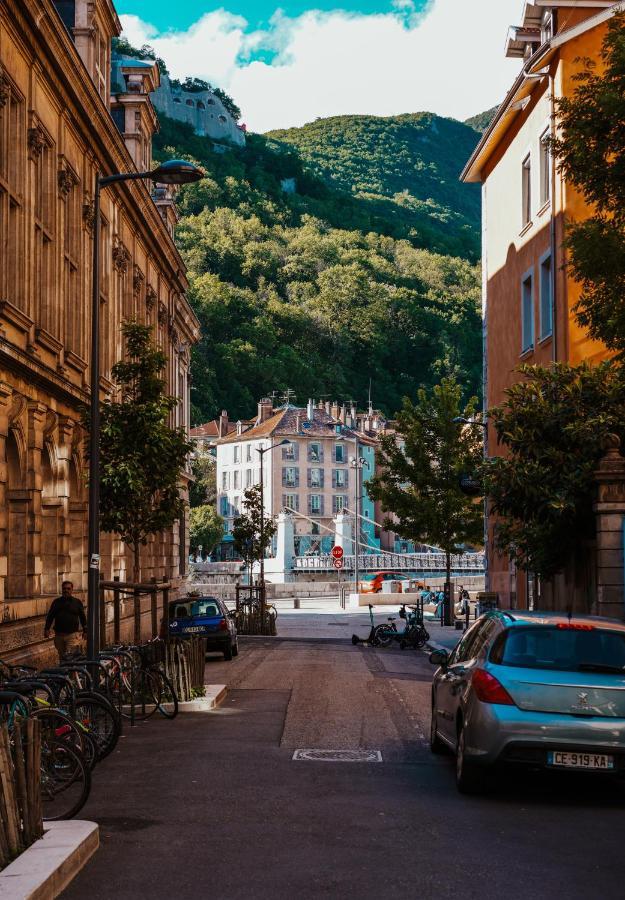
[44,581,87,662]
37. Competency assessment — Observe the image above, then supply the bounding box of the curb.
[0,820,98,900]
[162,684,227,714]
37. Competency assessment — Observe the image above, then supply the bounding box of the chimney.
[351,402,357,422]
[331,401,339,420]
[325,401,331,415]
[340,404,346,424]
[295,413,301,433]
[236,419,243,435]
[258,397,273,423]
[307,398,314,420]
[219,410,229,437]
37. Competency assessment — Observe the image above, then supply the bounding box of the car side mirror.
[429,649,449,668]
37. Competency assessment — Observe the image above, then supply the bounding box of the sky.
[117,0,523,133]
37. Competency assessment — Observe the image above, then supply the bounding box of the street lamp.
[350,455,369,596]
[87,159,205,660]
[255,440,291,591]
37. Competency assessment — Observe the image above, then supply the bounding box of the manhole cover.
[293,749,383,762]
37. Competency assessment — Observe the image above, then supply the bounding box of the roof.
[461,4,620,184]
[216,405,363,445]
[494,610,625,631]
[190,419,252,439]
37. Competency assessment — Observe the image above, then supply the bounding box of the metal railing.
[293,552,485,572]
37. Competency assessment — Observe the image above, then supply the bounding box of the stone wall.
[151,75,245,147]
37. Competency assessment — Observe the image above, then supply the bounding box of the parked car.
[360,572,411,594]
[429,610,625,793]
[169,597,239,660]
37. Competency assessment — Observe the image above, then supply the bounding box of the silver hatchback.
[429,611,625,793]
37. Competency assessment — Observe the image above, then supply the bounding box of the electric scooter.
[351,604,383,646]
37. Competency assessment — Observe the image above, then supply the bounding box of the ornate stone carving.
[82,199,95,232]
[0,64,10,108]
[169,324,179,347]
[158,302,168,326]
[133,265,145,297]
[44,409,59,439]
[146,285,157,312]
[27,126,46,158]
[112,240,130,275]
[58,166,78,198]
[8,393,26,424]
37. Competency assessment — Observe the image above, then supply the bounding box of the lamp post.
[350,454,369,597]
[87,159,204,661]
[255,440,291,591]
[453,415,490,604]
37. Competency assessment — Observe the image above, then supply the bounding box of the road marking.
[292,749,383,763]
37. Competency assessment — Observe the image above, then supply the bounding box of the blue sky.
[118,0,522,132]
[118,1,430,31]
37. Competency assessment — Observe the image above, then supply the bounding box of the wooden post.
[133,586,141,644]
[162,578,170,641]
[150,576,158,638]
[113,576,121,644]
[99,572,106,648]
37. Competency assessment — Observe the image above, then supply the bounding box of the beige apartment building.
[0,0,199,661]
[215,399,377,559]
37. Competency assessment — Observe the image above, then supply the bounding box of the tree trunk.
[445,549,452,626]
[133,542,141,586]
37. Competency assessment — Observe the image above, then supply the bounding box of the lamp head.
[150,159,205,185]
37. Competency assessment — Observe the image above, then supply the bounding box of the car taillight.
[556,623,594,631]
[219,618,228,631]
[472,668,516,706]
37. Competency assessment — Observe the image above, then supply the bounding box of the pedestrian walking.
[44,580,87,662]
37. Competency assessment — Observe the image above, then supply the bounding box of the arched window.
[197,101,205,110]
[186,99,194,107]
[218,114,227,124]
[41,445,60,595]
[173,97,181,104]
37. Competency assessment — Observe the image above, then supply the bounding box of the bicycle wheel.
[152,669,179,719]
[41,739,91,821]
[126,669,162,721]
[74,694,121,759]
[29,707,89,761]
[373,624,395,647]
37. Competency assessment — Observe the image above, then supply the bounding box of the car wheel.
[430,706,447,755]
[232,641,239,657]
[455,725,484,794]
[223,642,233,661]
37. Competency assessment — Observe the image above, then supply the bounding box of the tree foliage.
[189,454,217,508]
[485,362,625,578]
[550,12,625,355]
[232,485,277,571]
[189,504,224,557]
[368,377,484,579]
[152,116,482,425]
[93,322,193,581]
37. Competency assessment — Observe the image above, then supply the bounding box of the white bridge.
[293,551,485,573]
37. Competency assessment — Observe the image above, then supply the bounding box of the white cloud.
[120,0,522,132]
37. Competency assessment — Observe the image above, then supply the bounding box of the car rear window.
[190,600,221,617]
[490,626,625,672]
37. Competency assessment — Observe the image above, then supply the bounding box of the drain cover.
[292,749,383,762]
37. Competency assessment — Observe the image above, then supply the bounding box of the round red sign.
[331,545,344,560]
[333,558,344,569]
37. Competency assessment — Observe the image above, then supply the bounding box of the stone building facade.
[151,74,245,147]
[0,0,199,661]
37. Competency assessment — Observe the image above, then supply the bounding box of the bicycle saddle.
[387,617,396,622]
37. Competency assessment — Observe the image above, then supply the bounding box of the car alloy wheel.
[430,706,446,755]
[455,726,484,794]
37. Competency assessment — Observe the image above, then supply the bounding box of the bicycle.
[375,605,430,649]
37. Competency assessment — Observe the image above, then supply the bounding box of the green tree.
[485,361,625,579]
[232,485,277,581]
[368,377,484,588]
[214,88,241,122]
[189,505,224,558]
[94,322,193,582]
[550,12,625,354]
[189,454,217,508]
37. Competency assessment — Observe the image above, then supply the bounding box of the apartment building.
[214,399,378,560]
[461,1,617,609]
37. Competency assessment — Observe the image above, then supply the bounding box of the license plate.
[547,751,614,770]
[183,626,205,634]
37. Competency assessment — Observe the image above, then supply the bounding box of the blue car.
[169,597,239,660]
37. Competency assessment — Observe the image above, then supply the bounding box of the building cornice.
[16,0,191,302]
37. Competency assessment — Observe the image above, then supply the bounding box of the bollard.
[294,597,300,610]
[465,604,470,631]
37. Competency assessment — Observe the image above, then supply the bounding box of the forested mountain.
[465,106,499,134]
[267,114,481,260]
[152,113,482,425]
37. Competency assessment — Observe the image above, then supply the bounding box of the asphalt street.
[64,607,625,900]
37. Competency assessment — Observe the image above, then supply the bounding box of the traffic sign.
[331,545,344,560]
[333,558,344,570]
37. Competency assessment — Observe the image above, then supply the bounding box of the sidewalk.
[424,619,464,652]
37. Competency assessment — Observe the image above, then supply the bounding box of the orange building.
[461,1,617,609]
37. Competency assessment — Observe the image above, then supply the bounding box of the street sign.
[333,558,344,570]
[331,546,344,560]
